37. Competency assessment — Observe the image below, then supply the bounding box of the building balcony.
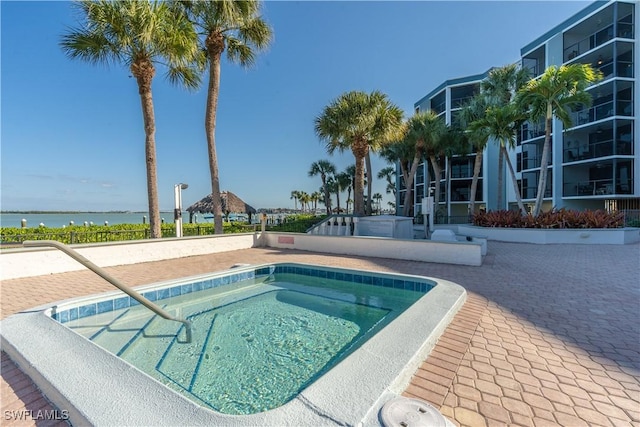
[563,158,634,197]
[571,99,633,127]
[564,139,633,163]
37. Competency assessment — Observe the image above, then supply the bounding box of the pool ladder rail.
[22,240,192,344]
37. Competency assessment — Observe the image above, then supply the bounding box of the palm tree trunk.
[502,145,526,214]
[429,155,442,221]
[497,148,504,210]
[468,149,483,217]
[402,157,420,217]
[532,108,553,217]
[205,39,225,235]
[335,189,341,213]
[322,178,331,215]
[134,63,161,239]
[352,142,367,216]
[365,152,373,215]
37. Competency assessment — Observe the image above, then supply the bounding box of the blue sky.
[1,0,591,212]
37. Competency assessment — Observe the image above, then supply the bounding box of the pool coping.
[0,262,466,426]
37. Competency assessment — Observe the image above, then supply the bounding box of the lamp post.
[174,183,188,238]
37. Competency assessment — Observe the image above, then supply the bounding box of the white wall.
[458,224,640,244]
[262,233,482,266]
[1,234,257,280]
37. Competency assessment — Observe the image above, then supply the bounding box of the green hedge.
[0,215,327,247]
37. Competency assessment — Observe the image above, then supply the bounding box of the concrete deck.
[1,242,639,426]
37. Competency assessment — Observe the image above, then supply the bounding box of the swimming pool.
[1,263,466,426]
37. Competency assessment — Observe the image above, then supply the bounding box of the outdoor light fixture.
[174,183,188,238]
[597,55,604,65]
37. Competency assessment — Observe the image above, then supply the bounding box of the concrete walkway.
[1,242,639,426]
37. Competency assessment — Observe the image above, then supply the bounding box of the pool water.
[60,265,432,415]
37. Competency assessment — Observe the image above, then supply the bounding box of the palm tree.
[290,190,301,210]
[440,125,470,218]
[518,64,602,216]
[469,104,527,214]
[178,0,272,234]
[373,193,383,214]
[61,0,201,238]
[402,111,447,217]
[309,160,336,215]
[481,64,530,210]
[298,191,310,213]
[315,91,404,216]
[377,166,396,198]
[458,94,490,216]
[334,172,352,214]
[310,191,322,213]
[345,165,356,214]
[380,137,414,216]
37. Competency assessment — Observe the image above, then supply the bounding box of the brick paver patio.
[1,242,639,426]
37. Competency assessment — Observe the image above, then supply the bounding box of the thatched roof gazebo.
[186,191,256,223]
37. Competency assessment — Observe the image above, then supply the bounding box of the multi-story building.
[399,0,639,219]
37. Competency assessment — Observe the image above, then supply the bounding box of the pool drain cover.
[380,397,451,427]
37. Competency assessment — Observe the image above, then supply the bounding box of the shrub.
[472,209,624,229]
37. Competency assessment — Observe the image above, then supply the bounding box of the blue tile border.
[51,264,435,324]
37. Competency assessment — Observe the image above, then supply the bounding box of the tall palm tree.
[469,104,527,214]
[458,94,491,216]
[332,172,352,214]
[517,64,602,216]
[481,64,530,210]
[315,91,404,216]
[61,0,201,238]
[377,166,396,198]
[439,125,470,218]
[178,0,272,234]
[308,160,336,215]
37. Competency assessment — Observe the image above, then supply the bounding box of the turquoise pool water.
[57,264,434,415]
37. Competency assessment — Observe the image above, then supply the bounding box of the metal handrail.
[23,240,192,343]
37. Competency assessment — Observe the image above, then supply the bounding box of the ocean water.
[0,212,196,229]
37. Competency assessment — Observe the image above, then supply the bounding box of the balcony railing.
[571,99,633,127]
[564,138,634,162]
[521,186,552,200]
[564,24,614,62]
[564,179,615,197]
[521,155,553,171]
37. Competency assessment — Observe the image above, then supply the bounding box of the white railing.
[306,215,358,236]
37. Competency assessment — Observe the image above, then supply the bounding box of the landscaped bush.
[472,209,625,229]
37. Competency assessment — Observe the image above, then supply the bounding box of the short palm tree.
[517,64,602,216]
[309,160,336,215]
[469,104,527,214]
[290,190,301,211]
[60,0,201,238]
[178,0,272,234]
[373,193,383,214]
[333,172,352,214]
[345,165,356,214]
[315,91,404,216]
[298,191,310,213]
[377,166,396,198]
[380,136,415,216]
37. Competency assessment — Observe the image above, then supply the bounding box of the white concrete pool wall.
[1,232,483,280]
[1,263,466,426]
[457,225,640,244]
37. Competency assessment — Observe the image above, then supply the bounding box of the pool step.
[90,308,166,356]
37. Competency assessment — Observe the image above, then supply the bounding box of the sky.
[1,0,592,212]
